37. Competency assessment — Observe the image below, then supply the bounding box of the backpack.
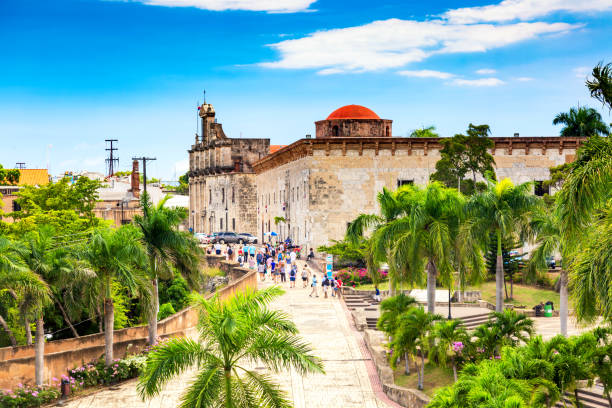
[228,248,233,256]
[290,270,295,277]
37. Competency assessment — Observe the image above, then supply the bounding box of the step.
[576,390,610,408]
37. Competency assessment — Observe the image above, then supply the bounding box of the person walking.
[258,261,265,281]
[335,276,343,298]
[309,274,319,297]
[290,249,297,266]
[214,242,222,255]
[322,275,330,298]
[227,244,234,262]
[289,264,296,288]
[249,244,256,261]
[279,260,286,283]
[301,266,309,288]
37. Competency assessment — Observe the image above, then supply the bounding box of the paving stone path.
[63,264,395,408]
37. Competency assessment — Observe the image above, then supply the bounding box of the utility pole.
[15,162,26,169]
[132,157,157,193]
[105,139,119,177]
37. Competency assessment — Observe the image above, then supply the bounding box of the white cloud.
[573,66,591,78]
[451,77,506,86]
[515,76,534,81]
[476,68,497,74]
[131,0,316,13]
[398,69,456,79]
[444,0,612,24]
[261,18,575,73]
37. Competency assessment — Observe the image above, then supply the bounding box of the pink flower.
[52,377,58,382]
[452,342,464,353]
[32,391,38,397]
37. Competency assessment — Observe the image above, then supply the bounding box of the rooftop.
[326,105,380,120]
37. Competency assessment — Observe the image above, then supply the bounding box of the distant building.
[0,168,50,223]
[189,102,582,251]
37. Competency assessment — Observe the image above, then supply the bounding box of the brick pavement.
[63,262,393,407]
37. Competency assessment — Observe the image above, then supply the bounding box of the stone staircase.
[554,387,610,408]
[457,312,492,330]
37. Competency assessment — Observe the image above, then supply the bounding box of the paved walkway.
[64,264,393,407]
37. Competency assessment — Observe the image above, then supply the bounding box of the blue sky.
[1,0,611,181]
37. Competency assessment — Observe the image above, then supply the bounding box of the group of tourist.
[206,240,343,299]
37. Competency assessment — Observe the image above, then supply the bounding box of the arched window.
[332,125,339,136]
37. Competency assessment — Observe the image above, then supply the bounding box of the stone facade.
[188,103,269,234]
[253,136,581,252]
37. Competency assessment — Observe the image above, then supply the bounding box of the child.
[309,274,318,297]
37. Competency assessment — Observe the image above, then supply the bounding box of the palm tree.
[377,293,417,374]
[464,178,541,312]
[409,126,439,138]
[472,324,502,359]
[555,136,612,323]
[552,106,609,137]
[80,226,149,365]
[133,192,202,345]
[346,186,410,295]
[377,183,472,313]
[391,306,441,390]
[428,320,468,382]
[527,210,570,336]
[0,234,51,385]
[586,61,612,110]
[138,286,324,407]
[490,309,534,348]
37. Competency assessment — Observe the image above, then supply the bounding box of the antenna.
[15,162,26,169]
[203,89,206,104]
[105,139,119,177]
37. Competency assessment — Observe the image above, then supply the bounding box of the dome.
[326,105,380,120]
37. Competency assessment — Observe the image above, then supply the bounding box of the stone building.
[189,103,581,250]
[188,103,271,234]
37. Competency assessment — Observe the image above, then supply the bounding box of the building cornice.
[252,136,584,174]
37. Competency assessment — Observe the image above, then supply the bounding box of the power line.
[132,157,157,193]
[105,139,119,177]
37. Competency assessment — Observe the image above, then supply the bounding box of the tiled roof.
[11,169,50,186]
[269,145,286,154]
[327,105,380,120]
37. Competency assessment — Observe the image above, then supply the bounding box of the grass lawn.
[468,280,559,308]
[394,361,454,397]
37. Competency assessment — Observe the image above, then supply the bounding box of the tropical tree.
[463,178,541,312]
[376,183,481,313]
[409,125,439,138]
[586,61,612,110]
[377,293,417,374]
[346,186,411,295]
[79,226,149,365]
[138,286,324,407]
[527,210,570,336]
[390,307,441,390]
[552,106,609,137]
[556,135,612,323]
[490,309,534,347]
[133,192,202,345]
[428,319,468,381]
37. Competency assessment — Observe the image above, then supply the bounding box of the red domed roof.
[326,105,380,120]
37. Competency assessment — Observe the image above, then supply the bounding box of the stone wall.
[254,137,580,252]
[363,329,430,408]
[0,259,258,389]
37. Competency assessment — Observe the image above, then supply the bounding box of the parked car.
[546,256,556,269]
[238,233,258,244]
[194,233,208,244]
[212,231,241,244]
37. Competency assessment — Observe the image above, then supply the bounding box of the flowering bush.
[0,384,60,407]
[335,267,388,286]
[69,355,146,386]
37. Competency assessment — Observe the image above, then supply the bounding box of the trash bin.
[61,378,71,398]
[544,304,553,317]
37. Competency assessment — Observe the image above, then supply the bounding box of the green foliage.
[158,303,176,320]
[0,165,20,186]
[273,216,286,225]
[0,384,60,407]
[376,293,417,337]
[138,287,324,407]
[430,124,495,194]
[159,275,190,311]
[552,106,609,137]
[69,354,147,387]
[409,126,439,138]
[13,176,101,219]
[317,239,366,266]
[111,281,133,329]
[586,61,612,110]
[164,173,189,195]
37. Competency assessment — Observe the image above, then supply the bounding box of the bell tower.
[199,103,216,143]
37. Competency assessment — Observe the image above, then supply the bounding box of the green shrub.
[69,354,146,387]
[158,302,176,320]
[0,384,60,407]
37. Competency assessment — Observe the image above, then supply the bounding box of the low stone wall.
[0,259,257,389]
[363,329,430,408]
